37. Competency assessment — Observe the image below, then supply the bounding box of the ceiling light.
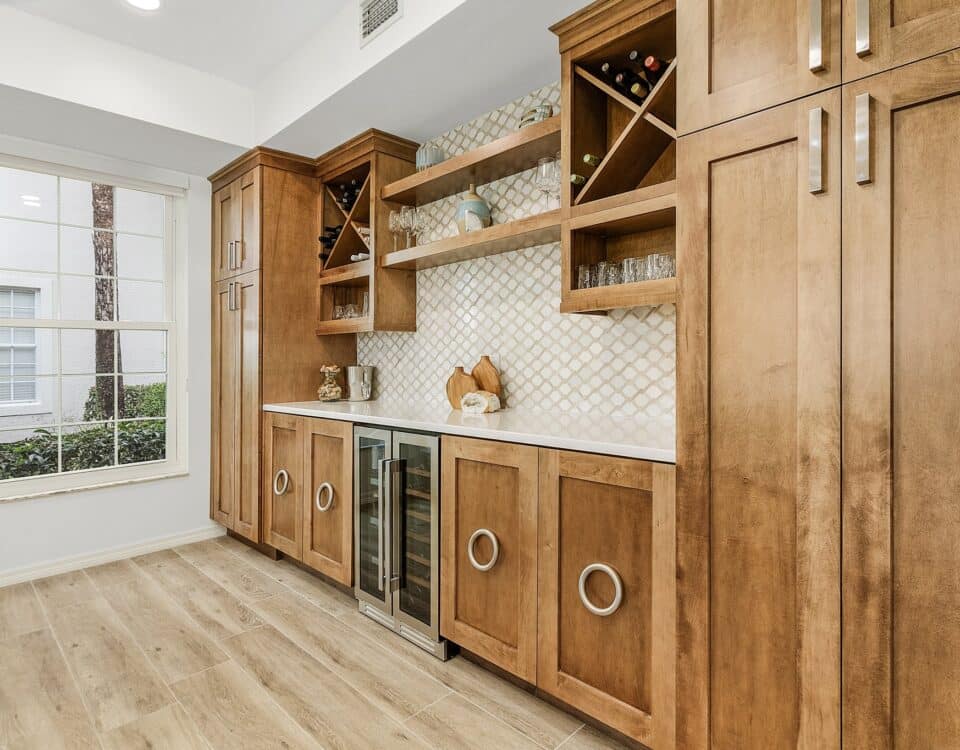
[20,195,41,207]
[125,0,161,10]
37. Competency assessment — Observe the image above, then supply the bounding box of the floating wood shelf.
[561,277,676,314]
[315,317,372,335]
[382,210,561,270]
[569,191,675,234]
[382,117,561,205]
[317,260,372,287]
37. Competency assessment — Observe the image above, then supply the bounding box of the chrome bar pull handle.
[377,458,387,592]
[227,282,234,312]
[808,106,825,194]
[809,0,824,71]
[273,469,289,496]
[315,482,334,512]
[855,93,872,185]
[467,528,500,572]
[578,563,624,617]
[235,238,242,268]
[227,240,235,270]
[390,459,403,593]
[856,0,871,56]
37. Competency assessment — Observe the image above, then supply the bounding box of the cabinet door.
[842,54,960,750]
[236,168,260,275]
[234,271,261,543]
[678,0,841,134]
[843,0,960,82]
[538,451,676,748]
[440,437,538,682]
[212,180,239,282]
[210,279,239,528]
[302,418,353,584]
[262,412,301,558]
[677,91,841,750]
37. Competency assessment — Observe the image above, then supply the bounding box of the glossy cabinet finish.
[440,436,539,682]
[302,418,353,585]
[677,0,841,134]
[537,450,676,749]
[213,167,260,281]
[262,412,303,558]
[677,91,842,750]
[842,53,960,750]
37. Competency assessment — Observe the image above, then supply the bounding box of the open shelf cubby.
[557,2,677,313]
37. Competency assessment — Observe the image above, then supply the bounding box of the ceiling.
[4,0,344,85]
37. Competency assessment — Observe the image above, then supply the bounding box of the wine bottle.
[599,62,614,78]
[570,173,587,186]
[644,56,666,85]
[324,225,343,233]
[582,153,602,167]
[627,49,642,64]
[630,77,651,100]
[614,70,640,90]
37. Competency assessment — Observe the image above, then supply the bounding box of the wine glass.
[388,210,402,251]
[399,205,423,248]
[535,156,561,202]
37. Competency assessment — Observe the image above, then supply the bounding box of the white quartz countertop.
[263,401,676,463]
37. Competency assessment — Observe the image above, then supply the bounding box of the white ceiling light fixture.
[125,0,161,11]
[20,195,41,207]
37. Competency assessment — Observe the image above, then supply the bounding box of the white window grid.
[0,169,179,482]
[0,286,38,403]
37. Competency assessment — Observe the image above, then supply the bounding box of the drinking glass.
[399,205,423,248]
[535,157,561,200]
[643,254,658,280]
[605,263,622,286]
[333,305,345,320]
[388,210,402,251]
[344,303,359,319]
[360,291,369,318]
[622,257,643,284]
[577,264,594,289]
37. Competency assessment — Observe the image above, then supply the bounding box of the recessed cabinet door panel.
[538,450,676,748]
[212,181,239,281]
[237,168,260,275]
[211,280,238,528]
[678,0,841,134]
[842,54,960,750]
[440,437,538,682]
[235,271,261,543]
[302,418,353,584]
[677,91,841,750]
[262,412,301,558]
[843,0,960,82]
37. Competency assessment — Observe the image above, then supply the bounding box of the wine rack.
[553,0,678,314]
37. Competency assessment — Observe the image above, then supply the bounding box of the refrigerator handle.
[377,457,388,592]
[390,458,404,592]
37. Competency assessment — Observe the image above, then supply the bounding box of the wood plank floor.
[0,535,630,749]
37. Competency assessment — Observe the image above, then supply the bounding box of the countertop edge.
[263,403,676,464]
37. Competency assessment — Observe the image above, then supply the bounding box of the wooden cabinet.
[843,0,960,82]
[302,418,353,585]
[262,412,303,558]
[213,167,260,280]
[211,271,261,543]
[440,437,539,682]
[538,450,675,749]
[676,91,842,750]
[677,0,841,134]
[842,53,960,750]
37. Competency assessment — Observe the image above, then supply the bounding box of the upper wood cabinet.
[843,0,960,81]
[676,90,842,749]
[842,52,960,750]
[213,167,260,280]
[538,450,676,749]
[677,0,841,133]
[302,418,353,585]
[440,436,539,682]
[262,411,303,558]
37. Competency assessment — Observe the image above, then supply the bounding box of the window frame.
[0,152,188,501]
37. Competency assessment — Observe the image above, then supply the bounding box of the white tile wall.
[358,83,676,421]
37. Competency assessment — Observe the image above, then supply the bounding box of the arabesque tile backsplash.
[358,83,676,421]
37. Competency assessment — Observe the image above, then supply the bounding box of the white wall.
[0,150,220,582]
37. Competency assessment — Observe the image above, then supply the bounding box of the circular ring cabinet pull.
[273,469,290,496]
[315,482,334,512]
[467,528,500,572]
[578,562,624,617]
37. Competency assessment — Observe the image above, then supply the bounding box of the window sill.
[0,462,189,504]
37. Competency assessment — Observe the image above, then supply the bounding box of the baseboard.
[0,524,226,587]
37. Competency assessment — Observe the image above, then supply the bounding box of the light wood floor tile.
[337,609,582,749]
[100,575,230,683]
[46,597,172,733]
[0,583,46,642]
[174,540,285,602]
[171,660,319,750]
[215,536,355,617]
[254,592,450,722]
[224,625,429,749]
[405,693,542,750]
[32,570,97,609]
[0,629,99,749]
[83,559,141,591]
[133,549,263,640]
[99,703,209,750]
[559,725,632,749]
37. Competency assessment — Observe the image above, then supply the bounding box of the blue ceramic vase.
[455,184,492,234]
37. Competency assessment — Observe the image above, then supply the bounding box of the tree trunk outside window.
[92,184,124,419]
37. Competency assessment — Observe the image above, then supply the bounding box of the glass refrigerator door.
[391,432,440,639]
[354,427,392,612]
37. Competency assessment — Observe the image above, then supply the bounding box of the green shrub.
[83,381,166,421]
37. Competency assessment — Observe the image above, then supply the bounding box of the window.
[0,159,184,496]
[0,287,39,403]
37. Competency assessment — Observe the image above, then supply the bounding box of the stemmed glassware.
[534,153,562,203]
[388,210,403,251]
[399,205,424,248]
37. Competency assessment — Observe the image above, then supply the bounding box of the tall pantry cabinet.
[678,25,960,750]
[209,149,355,544]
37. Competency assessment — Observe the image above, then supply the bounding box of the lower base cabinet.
[439,437,676,748]
[262,412,354,586]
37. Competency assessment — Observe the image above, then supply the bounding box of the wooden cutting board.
[445,367,478,409]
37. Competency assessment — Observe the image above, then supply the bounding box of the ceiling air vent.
[360,0,401,46]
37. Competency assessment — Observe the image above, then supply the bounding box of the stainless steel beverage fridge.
[353,426,448,659]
